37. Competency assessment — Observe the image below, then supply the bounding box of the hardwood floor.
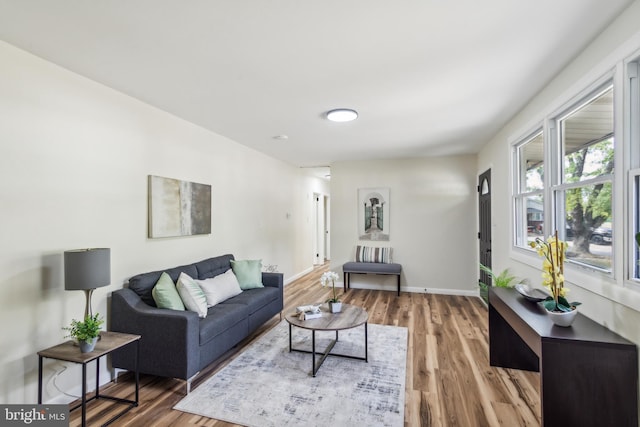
[70,264,541,426]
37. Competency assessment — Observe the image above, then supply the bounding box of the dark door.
[478,169,492,296]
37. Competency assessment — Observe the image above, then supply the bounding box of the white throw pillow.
[197,269,243,307]
[176,272,208,318]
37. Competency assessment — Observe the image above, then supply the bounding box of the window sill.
[510,245,640,313]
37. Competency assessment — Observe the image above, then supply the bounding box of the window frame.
[551,81,615,274]
[627,57,640,288]
[511,76,618,271]
[512,129,545,250]
[629,170,640,289]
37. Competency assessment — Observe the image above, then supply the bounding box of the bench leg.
[397,274,400,296]
[343,272,349,292]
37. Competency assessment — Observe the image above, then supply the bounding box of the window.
[633,172,640,281]
[513,131,544,248]
[631,60,640,283]
[553,85,614,271]
[511,54,640,293]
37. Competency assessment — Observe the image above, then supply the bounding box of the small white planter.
[546,308,578,327]
[329,301,342,313]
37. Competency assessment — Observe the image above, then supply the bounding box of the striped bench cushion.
[355,246,392,263]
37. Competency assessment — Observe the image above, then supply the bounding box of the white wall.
[330,156,477,295]
[478,0,640,344]
[0,41,323,404]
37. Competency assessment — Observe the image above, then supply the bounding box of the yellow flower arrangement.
[529,230,580,312]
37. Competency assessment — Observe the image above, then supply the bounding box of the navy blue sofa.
[110,254,283,392]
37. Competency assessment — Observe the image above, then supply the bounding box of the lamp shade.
[64,248,111,291]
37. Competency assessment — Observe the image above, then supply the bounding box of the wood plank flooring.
[69,264,541,426]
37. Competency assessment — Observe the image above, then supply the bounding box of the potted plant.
[478,264,521,303]
[63,313,104,353]
[530,231,581,326]
[320,271,342,313]
[479,264,520,288]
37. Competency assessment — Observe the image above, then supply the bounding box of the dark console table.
[489,287,638,427]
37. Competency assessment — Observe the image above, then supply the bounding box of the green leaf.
[635,232,640,248]
[556,303,573,312]
[542,299,557,311]
[479,263,518,288]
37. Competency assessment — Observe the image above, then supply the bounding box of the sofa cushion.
[128,263,198,307]
[151,272,185,311]
[222,286,279,314]
[199,303,249,345]
[195,254,235,280]
[177,272,208,318]
[197,269,243,307]
[230,259,264,290]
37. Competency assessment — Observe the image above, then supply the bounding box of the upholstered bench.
[342,261,402,296]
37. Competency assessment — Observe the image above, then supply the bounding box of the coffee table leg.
[365,322,368,363]
[289,323,292,352]
[312,330,316,377]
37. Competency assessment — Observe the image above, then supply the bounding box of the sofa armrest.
[110,288,200,380]
[262,272,283,290]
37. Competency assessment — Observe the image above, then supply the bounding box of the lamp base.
[84,288,95,319]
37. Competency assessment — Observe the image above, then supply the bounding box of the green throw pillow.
[151,272,185,311]
[230,259,264,290]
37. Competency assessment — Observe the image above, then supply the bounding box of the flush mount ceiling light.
[326,108,358,122]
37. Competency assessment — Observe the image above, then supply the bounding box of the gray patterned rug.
[174,320,407,427]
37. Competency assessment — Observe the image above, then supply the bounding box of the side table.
[38,331,141,427]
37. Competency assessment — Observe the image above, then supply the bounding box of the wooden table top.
[285,303,368,331]
[37,331,141,364]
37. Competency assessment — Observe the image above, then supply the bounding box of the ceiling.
[0,1,633,168]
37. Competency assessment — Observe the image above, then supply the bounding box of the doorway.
[313,193,330,265]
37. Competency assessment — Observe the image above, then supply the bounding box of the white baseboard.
[347,283,478,297]
[284,266,313,286]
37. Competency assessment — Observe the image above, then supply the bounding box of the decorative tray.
[514,283,549,303]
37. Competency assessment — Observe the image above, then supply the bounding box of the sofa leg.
[185,371,200,395]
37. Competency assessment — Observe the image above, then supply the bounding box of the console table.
[489,287,638,426]
[38,331,141,427]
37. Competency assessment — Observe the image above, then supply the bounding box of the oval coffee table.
[285,303,368,377]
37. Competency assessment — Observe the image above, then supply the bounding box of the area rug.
[174,320,407,427]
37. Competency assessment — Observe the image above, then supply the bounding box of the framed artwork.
[148,175,211,238]
[358,188,390,241]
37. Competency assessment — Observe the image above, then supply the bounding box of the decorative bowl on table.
[514,283,549,303]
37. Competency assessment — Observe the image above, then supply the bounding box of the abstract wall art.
[148,175,211,238]
[358,187,390,241]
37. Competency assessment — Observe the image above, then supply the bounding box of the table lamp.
[64,248,111,319]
